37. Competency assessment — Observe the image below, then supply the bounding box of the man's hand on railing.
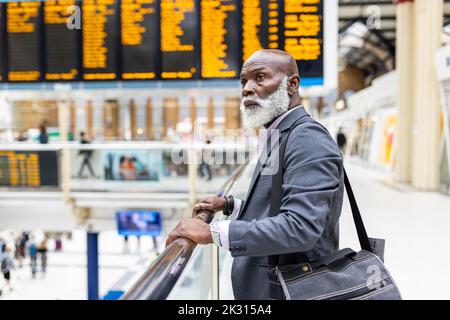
[165,218,213,247]
[192,196,226,221]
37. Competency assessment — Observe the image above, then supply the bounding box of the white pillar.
[395,0,415,183]
[412,0,443,190]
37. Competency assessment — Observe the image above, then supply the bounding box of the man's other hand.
[192,196,226,218]
[166,218,213,247]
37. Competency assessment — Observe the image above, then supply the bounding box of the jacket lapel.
[239,107,310,216]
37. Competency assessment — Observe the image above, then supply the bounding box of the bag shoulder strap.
[269,118,372,267]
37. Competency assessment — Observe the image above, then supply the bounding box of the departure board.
[121,0,158,80]
[0,4,4,82]
[200,0,239,79]
[283,0,323,79]
[0,151,59,187]
[242,0,280,62]
[82,0,119,80]
[160,0,198,79]
[0,0,330,84]
[6,1,42,82]
[44,0,81,81]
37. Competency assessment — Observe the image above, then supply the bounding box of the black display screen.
[283,0,324,80]
[82,0,120,80]
[6,1,42,82]
[0,3,5,82]
[0,0,326,83]
[121,0,159,80]
[242,0,280,62]
[44,0,81,81]
[160,0,198,79]
[0,151,59,187]
[200,0,240,79]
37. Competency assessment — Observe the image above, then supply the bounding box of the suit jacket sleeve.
[228,121,343,257]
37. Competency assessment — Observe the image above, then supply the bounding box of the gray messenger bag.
[267,123,402,300]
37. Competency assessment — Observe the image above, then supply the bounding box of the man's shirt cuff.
[230,198,242,220]
[210,198,242,251]
[210,220,231,250]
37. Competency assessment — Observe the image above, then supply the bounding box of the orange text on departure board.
[242,0,279,61]
[0,151,40,187]
[201,0,237,78]
[82,0,117,80]
[44,0,79,80]
[121,0,156,79]
[7,2,41,81]
[160,0,195,79]
[284,0,321,61]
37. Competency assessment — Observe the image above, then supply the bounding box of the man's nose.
[242,81,255,97]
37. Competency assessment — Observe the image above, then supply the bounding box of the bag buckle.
[300,263,312,274]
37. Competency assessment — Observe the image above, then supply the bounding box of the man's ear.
[287,74,300,95]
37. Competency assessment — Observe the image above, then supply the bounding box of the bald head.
[244,49,299,77]
[240,49,301,112]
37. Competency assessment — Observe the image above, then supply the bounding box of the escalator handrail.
[121,164,246,300]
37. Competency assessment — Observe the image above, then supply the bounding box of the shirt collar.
[257,105,302,152]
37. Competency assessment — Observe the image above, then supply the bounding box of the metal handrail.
[121,164,246,300]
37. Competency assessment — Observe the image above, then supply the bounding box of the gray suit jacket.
[229,107,344,300]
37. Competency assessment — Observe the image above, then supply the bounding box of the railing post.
[211,245,219,300]
[187,143,197,214]
[87,231,99,300]
[58,99,71,203]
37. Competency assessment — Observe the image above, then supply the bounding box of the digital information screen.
[44,0,81,81]
[82,0,119,80]
[0,3,5,82]
[283,0,324,81]
[6,1,42,82]
[0,151,59,187]
[0,0,331,86]
[160,0,198,79]
[121,0,159,80]
[200,0,239,79]
[242,0,280,62]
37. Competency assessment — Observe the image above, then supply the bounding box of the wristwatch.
[210,222,222,247]
[223,195,235,216]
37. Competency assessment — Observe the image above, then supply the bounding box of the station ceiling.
[338,0,450,84]
[339,0,450,48]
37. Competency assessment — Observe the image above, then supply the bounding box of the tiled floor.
[0,231,159,300]
[339,162,450,300]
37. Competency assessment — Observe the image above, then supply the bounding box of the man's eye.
[256,75,265,81]
[240,79,247,86]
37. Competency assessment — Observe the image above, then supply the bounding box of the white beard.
[240,77,290,129]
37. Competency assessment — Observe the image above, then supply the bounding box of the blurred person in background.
[37,238,48,276]
[122,235,129,253]
[38,124,49,144]
[28,239,38,278]
[14,235,25,268]
[199,137,213,181]
[77,131,96,178]
[336,127,347,155]
[1,246,15,293]
[17,130,28,142]
[0,238,5,253]
[54,237,62,252]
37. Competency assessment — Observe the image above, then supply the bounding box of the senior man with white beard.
[166,49,344,300]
